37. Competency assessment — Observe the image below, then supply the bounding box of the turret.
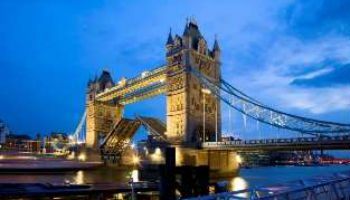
[98,70,114,91]
[87,70,114,102]
[212,37,220,60]
[166,28,174,51]
[182,18,203,50]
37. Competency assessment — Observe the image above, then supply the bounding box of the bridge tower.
[86,70,123,148]
[165,20,221,143]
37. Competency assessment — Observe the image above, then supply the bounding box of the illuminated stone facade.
[165,20,221,143]
[86,71,123,148]
[86,20,222,148]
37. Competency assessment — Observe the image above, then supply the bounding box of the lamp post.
[202,88,211,142]
[215,100,218,142]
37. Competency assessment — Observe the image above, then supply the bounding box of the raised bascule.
[87,21,221,147]
[79,20,350,173]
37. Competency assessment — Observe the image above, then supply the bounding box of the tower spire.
[213,35,220,51]
[183,18,190,36]
[166,28,174,46]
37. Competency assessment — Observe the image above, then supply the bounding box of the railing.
[119,82,166,105]
[185,170,350,200]
[96,65,167,100]
[125,65,167,85]
[202,135,350,147]
[189,66,350,136]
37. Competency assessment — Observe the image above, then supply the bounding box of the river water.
[230,165,350,191]
[1,164,350,192]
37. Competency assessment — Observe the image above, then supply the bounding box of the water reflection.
[75,170,84,184]
[131,169,139,182]
[230,177,248,198]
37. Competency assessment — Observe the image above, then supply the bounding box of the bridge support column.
[86,101,123,149]
[175,147,239,178]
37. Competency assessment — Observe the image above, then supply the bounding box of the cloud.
[279,86,350,114]
[225,28,350,115]
[284,0,350,38]
[292,64,350,87]
[294,67,334,80]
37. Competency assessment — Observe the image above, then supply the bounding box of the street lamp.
[202,88,211,142]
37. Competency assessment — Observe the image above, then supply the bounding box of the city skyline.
[1,0,349,138]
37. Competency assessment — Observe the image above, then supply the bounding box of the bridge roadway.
[202,135,350,151]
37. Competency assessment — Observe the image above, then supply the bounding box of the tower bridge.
[86,20,222,149]
[73,20,350,170]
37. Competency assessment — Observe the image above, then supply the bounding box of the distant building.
[45,132,69,153]
[0,120,10,144]
[5,133,32,151]
[48,132,68,143]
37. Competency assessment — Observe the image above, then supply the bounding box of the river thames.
[1,164,350,192]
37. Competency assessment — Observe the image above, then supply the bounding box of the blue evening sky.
[0,0,349,138]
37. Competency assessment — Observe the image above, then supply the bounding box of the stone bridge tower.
[165,20,221,143]
[86,70,123,148]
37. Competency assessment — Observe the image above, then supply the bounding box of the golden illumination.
[68,135,74,141]
[78,153,86,161]
[201,88,211,94]
[0,155,4,160]
[75,170,84,184]
[154,147,161,155]
[131,169,139,182]
[175,148,182,166]
[132,155,140,165]
[67,151,75,160]
[230,177,248,197]
[236,154,243,164]
[151,147,163,162]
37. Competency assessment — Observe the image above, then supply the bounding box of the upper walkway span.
[95,65,167,104]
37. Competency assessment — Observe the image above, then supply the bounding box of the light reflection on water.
[131,169,139,182]
[229,177,248,198]
[74,170,84,184]
[0,166,136,184]
[230,176,248,191]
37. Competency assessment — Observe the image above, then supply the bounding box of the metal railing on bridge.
[95,65,167,102]
[185,170,350,200]
[190,66,350,136]
[203,135,350,151]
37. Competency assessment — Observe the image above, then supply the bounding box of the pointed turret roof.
[183,20,202,39]
[87,78,93,86]
[166,28,174,46]
[98,70,114,85]
[213,37,220,51]
[183,20,189,36]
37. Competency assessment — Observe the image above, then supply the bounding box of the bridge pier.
[175,146,239,178]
